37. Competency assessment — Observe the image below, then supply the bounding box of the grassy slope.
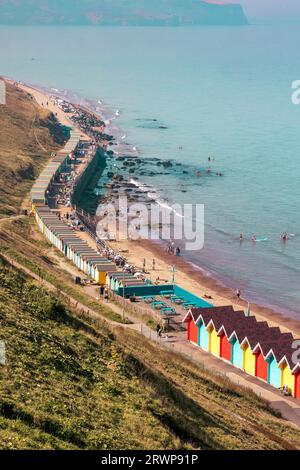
[1,83,300,450]
[0,81,65,217]
[1,254,300,450]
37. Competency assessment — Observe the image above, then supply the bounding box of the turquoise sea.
[1,25,300,316]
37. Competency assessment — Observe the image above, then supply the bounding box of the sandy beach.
[16,80,300,340]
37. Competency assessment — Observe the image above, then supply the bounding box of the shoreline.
[14,78,300,339]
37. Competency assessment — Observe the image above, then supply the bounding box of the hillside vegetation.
[0,83,300,450]
[0,80,65,217]
[1,255,300,450]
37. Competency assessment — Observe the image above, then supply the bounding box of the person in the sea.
[251,234,257,242]
[281,232,289,241]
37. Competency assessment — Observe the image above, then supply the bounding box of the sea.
[1,24,300,317]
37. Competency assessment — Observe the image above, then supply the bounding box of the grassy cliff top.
[0,81,65,218]
[0,218,300,450]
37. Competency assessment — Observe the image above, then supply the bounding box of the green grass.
[1,259,300,450]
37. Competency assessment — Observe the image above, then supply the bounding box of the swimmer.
[251,234,257,243]
[239,233,244,242]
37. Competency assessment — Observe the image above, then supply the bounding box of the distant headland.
[0,0,248,26]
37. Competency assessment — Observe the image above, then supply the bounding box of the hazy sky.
[220,0,300,20]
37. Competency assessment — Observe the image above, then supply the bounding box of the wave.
[129,179,184,219]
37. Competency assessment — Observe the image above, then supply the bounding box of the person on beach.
[236,289,241,300]
[176,247,181,256]
[142,258,146,272]
[156,324,162,338]
[104,289,109,302]
[152,259,156,271]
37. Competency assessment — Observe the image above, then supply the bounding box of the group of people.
[166,242,181,256]
[239,232,290,243]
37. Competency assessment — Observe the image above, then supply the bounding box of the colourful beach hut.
[293,365,300,399]
[242,339,256,376]
[208,323,220,357]
[230,335,244,369]
[219,328,232,363]
[185,310,201,345]
[197,318,210,350]
[254,347,269,382]
[266,353,282,389]
[280,360,295,396]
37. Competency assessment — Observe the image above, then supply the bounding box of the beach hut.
[208,323,220,357]
[197,319,210,350]
[92,263,116,284]
[230,335,244,369]
[265,340,295,391]
[219,330,232,362]
[254,347,269,382]
[267,354,282,389]
[293,365,300,399]
[242,339,256,376]
[280,360,295,396]
[184,310,201,345]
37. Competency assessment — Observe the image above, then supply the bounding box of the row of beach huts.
[31,127,300,401]
[184,306,300,398]
[31,128,152,291]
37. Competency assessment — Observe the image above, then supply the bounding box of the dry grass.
[0,80,65,217]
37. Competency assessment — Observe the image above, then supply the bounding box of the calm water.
[1,25,300,317]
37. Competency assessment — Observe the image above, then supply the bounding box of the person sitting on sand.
[204,294,213,300]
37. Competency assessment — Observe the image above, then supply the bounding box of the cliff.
[0,0,248,26]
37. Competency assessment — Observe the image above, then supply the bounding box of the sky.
[218,0,300,20]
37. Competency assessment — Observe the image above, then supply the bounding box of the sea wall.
[72,147,106,215]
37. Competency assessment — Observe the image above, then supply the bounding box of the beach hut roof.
[251,329,292,355]
[182,306,235,325]
[264,340,298,371]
